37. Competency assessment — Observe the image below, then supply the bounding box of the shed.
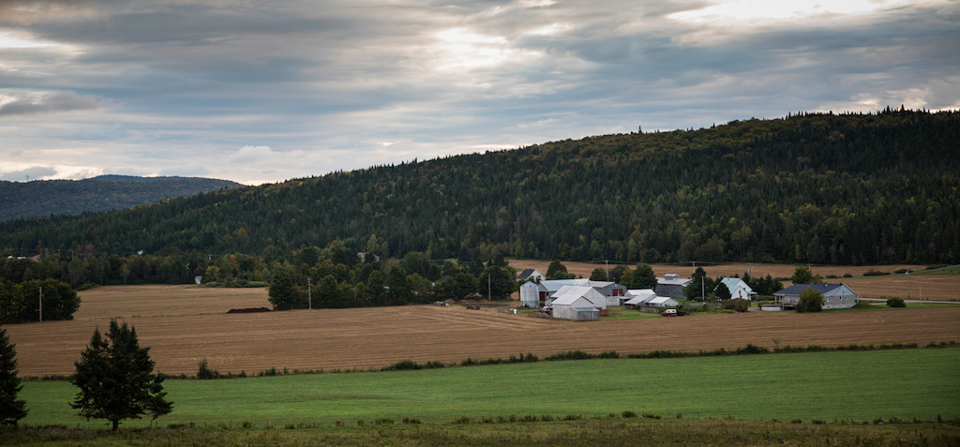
[550,285,607,310]
[624,289,656,309]
[642,296,679,308]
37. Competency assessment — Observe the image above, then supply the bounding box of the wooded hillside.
[0,175,242,222]
[1,110,957,265]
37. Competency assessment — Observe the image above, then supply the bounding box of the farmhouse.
[655,274,692,299]
[550,286,606,321]
[716,277,757,300]
[516,268,544,283]
[774,283,859,309]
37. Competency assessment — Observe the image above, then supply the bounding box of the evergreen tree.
[715,282,732,301]
[0,328,27,427]
[70,321,172,430]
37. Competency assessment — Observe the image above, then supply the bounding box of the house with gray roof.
[774,283,859,309]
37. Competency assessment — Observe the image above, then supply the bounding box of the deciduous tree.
[796,287,824,313]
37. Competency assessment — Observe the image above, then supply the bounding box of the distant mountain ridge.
[0,175,242,222]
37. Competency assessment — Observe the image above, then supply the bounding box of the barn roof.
[775,283,856,296]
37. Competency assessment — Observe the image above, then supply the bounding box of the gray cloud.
[0,0,956,184]
[0,92,99,117]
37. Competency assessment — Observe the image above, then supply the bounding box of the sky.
[1,0,958,185]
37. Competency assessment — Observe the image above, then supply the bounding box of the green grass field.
[20,347,960,429]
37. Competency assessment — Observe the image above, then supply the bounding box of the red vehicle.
[660,309,678,317]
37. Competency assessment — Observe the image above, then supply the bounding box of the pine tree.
[70,320,172,430]
[0,328,28,427]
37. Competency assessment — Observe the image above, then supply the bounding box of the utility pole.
[488,274,491,301]
[605,260,609,280]
[39,285,43,322]
[307,277,312,310]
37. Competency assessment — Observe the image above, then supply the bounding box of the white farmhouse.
[716,277,758,300]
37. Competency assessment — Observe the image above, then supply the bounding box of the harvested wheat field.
[7,285,960,377]
[509,260,960,300]
[71,285,271,320]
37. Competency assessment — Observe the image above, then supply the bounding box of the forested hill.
[0,175,242,222]
[1,110,958,265]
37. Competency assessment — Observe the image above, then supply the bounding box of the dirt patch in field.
[73,285,272,320]
[509,261,959,300]
[7,285,960,377]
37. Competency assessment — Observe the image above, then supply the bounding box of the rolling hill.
[1,109,958,265]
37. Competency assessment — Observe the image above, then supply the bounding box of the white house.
[774,283,859,309]
[716,277,757,300]
[516,268,544,283]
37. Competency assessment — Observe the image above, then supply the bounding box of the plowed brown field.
[6,284,960,377]
[510,261,960,300]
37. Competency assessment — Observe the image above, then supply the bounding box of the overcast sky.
[1,0,957,185]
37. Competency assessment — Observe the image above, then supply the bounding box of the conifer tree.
[0,328,27,427]
[70,320,172,430]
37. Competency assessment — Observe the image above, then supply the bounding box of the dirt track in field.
[510,261,960,300]
[7,285,960,377]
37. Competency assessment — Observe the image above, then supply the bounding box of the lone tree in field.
[0,328,28,427]
[71,320,172,430]
[796,287,824,313]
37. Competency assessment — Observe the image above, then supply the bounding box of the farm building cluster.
[515,269,859,321]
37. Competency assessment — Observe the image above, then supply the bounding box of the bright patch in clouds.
[670,0,917,22]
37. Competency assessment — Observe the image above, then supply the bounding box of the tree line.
[2,110,958,267]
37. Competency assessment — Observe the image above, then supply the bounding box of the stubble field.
[6,283,960,377]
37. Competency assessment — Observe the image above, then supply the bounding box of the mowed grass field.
[19,347,960,428]
[6,286,960,376]
[510,260,960,301]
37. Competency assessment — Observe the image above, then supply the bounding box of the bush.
[722,298,750,312]
[622,410,637,418]
[887,297,906,308]
[383,360,422,371]
[796,287,824,313]
[454,415,470,424]
[196,358,219,379]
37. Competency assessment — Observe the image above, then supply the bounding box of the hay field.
[509,260,960,300]
[7,284,960,377]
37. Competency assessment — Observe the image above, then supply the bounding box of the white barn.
[551,286,606,321]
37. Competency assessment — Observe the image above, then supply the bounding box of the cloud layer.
[1,0,957,184]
